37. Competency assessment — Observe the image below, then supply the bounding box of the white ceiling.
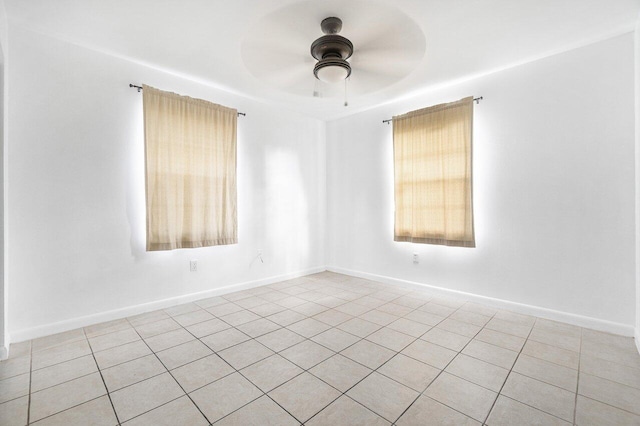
[6,0,640,121]
[241,0,427,99]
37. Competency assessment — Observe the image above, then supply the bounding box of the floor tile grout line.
[22,340,119,424]
[525,331,582,350]
[124,314,303,391]
[210,289,433,424]
[27,364,99,395]
[527,329,583,348]
[90,340,153,371]
[27,340,126,374]
[123,317,214,426]
[199,291,384,357]
[83,327,122,426]
[440,340,517,370]
[135,286,564,426]
[0,358,31,382]
[303,394,388,425]
[0,304,481,417]
[85,324,137,340]
[490,394,574,424]
[26,394,114,425]
[163,365,237,404]
[332,338,430,423]
[18,280,512,343]
[542,345,640,374]
[240,338,360,423]
[507,347,578,372]
[196,283,356,423]
[574,393,640,418]
[14,274,639,425]
[27,343,94,373]
[0,374,32,406]
[29,334,87,354]
[0,390,31,406]
[481,315,537,425]
[233,367,315,424]
[100,368,168,395]
[23,286,354,344]
[207,394,268,425]
[286,293,462,424]
[440,366,507,395]
[165,301,310,416]
[119,394,190,425]
[390,305,499,425]
[385,310,491,425]
[573,327,583,425]
[484,363,574,395]
[26,341,32,425]
[292,293,428,364]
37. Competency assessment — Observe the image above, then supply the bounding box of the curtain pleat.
[393,96,475,247]
[143,85,237,251]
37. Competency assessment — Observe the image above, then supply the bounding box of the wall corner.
[635,13,640,354]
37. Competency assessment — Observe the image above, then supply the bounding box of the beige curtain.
[143,84,237,251]
[393,96,475,247]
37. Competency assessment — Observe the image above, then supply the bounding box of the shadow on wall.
[265,147,310,272]
[124,91,147,259]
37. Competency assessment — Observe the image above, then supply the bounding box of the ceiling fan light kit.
[311,17,353,84]
[240,0,426,107]
[314,58,351,83]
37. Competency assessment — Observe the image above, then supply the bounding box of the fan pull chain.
[344,77,349,107]
[313,78,321,98]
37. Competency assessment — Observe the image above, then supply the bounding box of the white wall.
[327,34,636,330]
[7,25,326,340]
[0,0,7,358]
[635,17,640,352]
[5,23,638,343]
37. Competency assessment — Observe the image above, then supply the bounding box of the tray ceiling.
[6,0,639,121]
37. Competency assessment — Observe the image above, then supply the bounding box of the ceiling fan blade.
[338,6,425,96]
[347,68,397,94]
[270,63,310,86]
[242,38,309,63]
[241,12,319,95]
[240,0,425,98]
[343,6,419,50]
[351,48,424,79]
[249,61,316,96]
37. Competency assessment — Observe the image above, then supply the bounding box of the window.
[393,96,475,247]
[143,85,237,251]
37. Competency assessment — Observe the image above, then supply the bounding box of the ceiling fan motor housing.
[310,36,353,61]
[311,17,353,81]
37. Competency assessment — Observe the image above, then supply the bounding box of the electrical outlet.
[190,260,198,272]
[413,253,419,264]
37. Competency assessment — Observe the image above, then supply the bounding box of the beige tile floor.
[1,271,640,425]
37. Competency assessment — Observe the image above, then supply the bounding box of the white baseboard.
[9,265,637,344]
[10,266,325,343]
[635,328,640,355]
[328,266,635,337]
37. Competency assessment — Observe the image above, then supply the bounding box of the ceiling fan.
[310,17,353,84]
[240,0,425,101]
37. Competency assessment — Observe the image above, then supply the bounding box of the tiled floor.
[1,272,640,425]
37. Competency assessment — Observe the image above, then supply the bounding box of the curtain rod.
[382,96,483,124]
[129,84,246,117]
